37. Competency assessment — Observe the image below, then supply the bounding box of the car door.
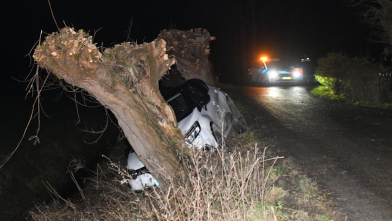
[184,80,211,112]
[185,80,224,129]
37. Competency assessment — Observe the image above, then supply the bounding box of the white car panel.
[126,79,247,191]
[128,173,158,191]
[126,152,159,191]
[177,108,218,149]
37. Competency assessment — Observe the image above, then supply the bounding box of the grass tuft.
[310,85,344,100]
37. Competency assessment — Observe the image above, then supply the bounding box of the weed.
[274,166,287,176]
[384,102,392,109]
[245,132,259,143]
[291,210,312,221]
[316,214,334,221]
[310,85,344,100]
[298,175,318,201]
[265,186,287,204]
[275,200,284,210]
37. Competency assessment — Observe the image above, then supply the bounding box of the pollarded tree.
[158,28,217,86]
[33,27,188,187]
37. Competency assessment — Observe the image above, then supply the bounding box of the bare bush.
[28,143,283,221]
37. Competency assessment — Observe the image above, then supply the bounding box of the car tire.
[227,97,248,134]
[211,124,230,151]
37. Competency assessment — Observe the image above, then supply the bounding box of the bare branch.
[349,0,392,48]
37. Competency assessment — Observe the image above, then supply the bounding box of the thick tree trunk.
[158,28,217,86]
[33,27,187,187]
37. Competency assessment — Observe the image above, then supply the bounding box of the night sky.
[0,0,381,92]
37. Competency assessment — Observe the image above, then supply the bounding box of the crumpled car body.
[127,79,247,191]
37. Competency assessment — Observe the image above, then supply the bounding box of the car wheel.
[227,97,247,134]
[211,124,230,151]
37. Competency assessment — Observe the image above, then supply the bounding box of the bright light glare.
[269,71,278,79]
[260,57,268,62]
[293,71,301,78]
[268,87,279,97]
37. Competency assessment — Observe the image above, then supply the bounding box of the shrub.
[315,52,388,103]
[314,75,338,93]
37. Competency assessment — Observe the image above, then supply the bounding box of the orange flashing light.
[260,57,268,62]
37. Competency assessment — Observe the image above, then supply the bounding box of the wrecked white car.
[127,79,247,191]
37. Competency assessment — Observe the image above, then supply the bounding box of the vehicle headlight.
[185,121,201,144]
[293,71,301,78]
[128,167,148,180]
[269,71,278,79]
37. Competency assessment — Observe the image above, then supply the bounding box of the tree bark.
[33,27,187,187]
[158,28,217,86]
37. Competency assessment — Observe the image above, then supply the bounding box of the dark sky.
[0,0,381,87]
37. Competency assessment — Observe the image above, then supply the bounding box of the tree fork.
[33,27,187,187]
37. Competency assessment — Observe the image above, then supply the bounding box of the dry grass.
[27,98,342,221]
[27,133,342,221]
[28,135,286,221]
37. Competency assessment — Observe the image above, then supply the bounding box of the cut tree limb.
[159,28,217,86]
